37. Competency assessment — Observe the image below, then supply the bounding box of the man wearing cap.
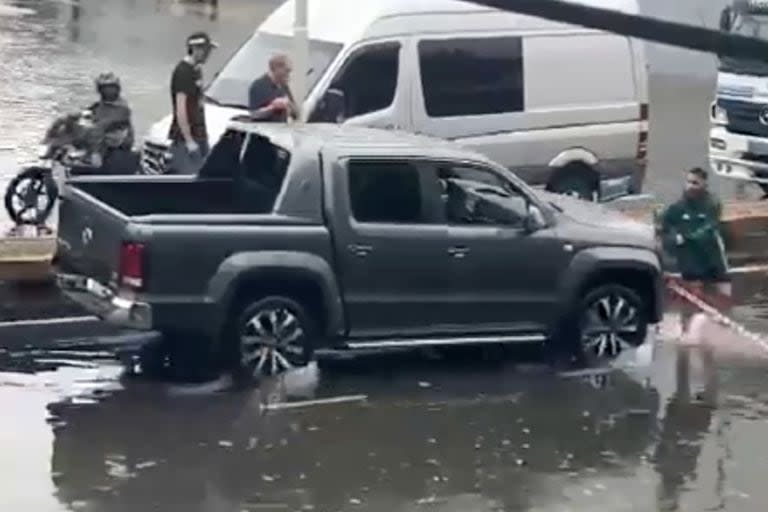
[168,31,217,174]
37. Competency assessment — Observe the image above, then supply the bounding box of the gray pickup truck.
[56,121,664,379]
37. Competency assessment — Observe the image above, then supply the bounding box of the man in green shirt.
[660,167,731,335]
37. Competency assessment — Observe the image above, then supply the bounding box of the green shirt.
[659,193,728,280]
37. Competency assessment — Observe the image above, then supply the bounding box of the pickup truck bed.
[71,177,274,216]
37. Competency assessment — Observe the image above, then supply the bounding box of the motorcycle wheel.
[4,166,59,226]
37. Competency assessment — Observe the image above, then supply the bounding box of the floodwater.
[4,1,768,511]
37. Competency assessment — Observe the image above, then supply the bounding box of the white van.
[141,0,649,200]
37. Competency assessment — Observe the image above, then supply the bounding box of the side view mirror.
[523,204,545,233]
[316,88,346,123]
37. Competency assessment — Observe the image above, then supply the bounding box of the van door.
[316,39,408,131]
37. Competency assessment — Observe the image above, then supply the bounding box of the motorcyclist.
[87,72,135,152]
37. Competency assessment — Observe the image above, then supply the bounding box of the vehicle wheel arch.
[557,248,663,328]
[545,148,601,201]
[208,251,345,340]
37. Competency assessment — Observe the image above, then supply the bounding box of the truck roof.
[226,120,500,166]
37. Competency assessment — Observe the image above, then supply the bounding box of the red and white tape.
[666,278,768,354]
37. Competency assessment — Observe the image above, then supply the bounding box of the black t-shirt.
[169,59,207,142]
[248,73,294,122]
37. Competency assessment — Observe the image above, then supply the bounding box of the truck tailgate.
[56,184,130,286]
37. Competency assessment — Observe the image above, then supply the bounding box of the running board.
[346,334,547,350]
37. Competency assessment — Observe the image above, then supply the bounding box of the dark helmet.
[95,72,120,89]
[95,72,121,102]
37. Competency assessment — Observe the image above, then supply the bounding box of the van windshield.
[205,32,343,108]
[719,6,768,76]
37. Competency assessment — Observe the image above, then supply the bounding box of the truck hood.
[145,103,247,145]
[537,191,655,247]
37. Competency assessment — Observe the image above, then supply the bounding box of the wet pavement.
[3,318,768,512]
[4,1,768,511]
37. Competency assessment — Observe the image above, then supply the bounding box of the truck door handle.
[447,246,470,258]
[348,244,373,257]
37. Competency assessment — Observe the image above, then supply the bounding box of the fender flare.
[548,147,599,171]
[207,251,345,338]
[557,247,664,325]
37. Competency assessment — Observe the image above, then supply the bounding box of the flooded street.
[3,0,768,511]
[5,317,768,512]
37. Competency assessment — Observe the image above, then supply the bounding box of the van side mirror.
[315,88,346,123]
[523,204,544,233]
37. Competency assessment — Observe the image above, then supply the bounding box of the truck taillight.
[637,102,649,164]
[119,242,145,289]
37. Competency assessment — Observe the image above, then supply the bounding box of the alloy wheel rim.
[11,177,51,222]
[580,293,641,359]
[240,307,304,376]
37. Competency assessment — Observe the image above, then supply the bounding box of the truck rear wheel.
[574,284,649,364]
[228,296,315,382]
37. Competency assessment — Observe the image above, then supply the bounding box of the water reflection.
[47,357,660,511]
[653,344,718,511]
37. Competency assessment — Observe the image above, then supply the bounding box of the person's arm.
[688,199,724,241]
[659,204,684,250]
[249,80,277,120]
[175,92,195,144]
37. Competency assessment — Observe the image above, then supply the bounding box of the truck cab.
[710,0,768,195]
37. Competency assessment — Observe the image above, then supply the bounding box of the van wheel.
[228,296,315,382]
[573,285,649,364]
[547,164,599,202]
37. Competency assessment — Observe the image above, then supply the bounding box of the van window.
[348,160,424,224]
[418,37,524,117]
[524,34,635,109]
[331,43,400,118]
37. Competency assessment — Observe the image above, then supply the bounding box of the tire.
[4,167,58,225]
[572,284,649,365]
[547,165,599,202]
[227,295,315,382]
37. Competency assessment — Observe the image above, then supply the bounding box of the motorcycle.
[4,109,140,226]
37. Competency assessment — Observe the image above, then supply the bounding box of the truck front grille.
[718,98,768,138]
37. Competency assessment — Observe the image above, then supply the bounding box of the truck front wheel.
[574,284,649,364]
[228,296,315,382]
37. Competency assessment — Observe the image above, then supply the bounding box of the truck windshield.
[205,32,343,108]
[719,8,768,76]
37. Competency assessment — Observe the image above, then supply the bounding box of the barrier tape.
[665,277,768,354]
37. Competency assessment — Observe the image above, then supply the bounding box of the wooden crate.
[0,235,56,282]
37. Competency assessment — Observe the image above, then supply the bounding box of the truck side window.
[348,160,424,224]
[418,36,524,117]
[330,42,400,118]
[438,165,528,227]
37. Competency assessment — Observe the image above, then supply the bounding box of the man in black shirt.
[168,31,217,174]
[248,54,299,123]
